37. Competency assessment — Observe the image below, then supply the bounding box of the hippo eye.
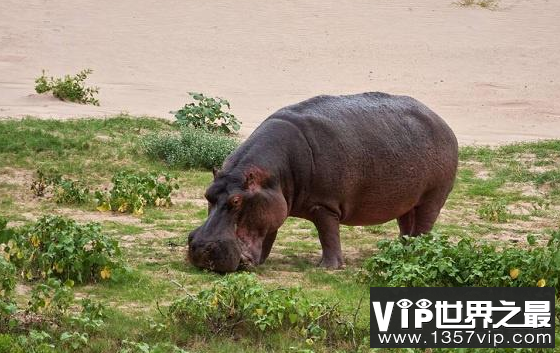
[229,195,242,208]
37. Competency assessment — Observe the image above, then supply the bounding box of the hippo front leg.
[311,206,344,269]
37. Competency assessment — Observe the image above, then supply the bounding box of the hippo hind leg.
[397,209,415,236]
[402,187,451,237]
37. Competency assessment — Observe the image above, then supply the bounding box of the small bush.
[0,257,16,299]
[477,199,510,222]
[168,273,349,343]
[0,215,122,283]
[50,176,90,204]
[95,171,178,215]
[0,332,56,353]
[35,69,99,106]
[0,257,17,322]
[119,340,189,353]
[142,128,238,170]
[172,92,241,134]
[30,171,50,198]
[0,334,24,353]
[28,278,74,316]
[362,232,560,290]
[31,171,90,204]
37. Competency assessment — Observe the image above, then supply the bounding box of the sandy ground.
[0,0,559,145]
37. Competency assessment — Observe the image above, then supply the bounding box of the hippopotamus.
[188,92,458,272]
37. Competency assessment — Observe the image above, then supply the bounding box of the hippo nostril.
[187,229,197,244]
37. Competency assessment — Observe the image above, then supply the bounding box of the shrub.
[69,299,107,332]
[28,278,74,316]
[0,257,17,322]
[362,232,560,290]
[59,331,88,351]
[30,171,50,198]
[31,171,90,204]
[0,257,16,299]
[0,215,122,283]
[0,334,24,353]
[35,69,99,106]
[172,92,241,134]
[119,340,189,353]
[142,128,238,170]
[477,199,510,222]
[0,332,56,353]
[50,176,90,204]
[95,171,178,215]
[167,273,349,342]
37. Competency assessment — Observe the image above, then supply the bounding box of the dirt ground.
[1,0,559,144]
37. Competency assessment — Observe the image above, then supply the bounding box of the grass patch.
[142,128,239,170]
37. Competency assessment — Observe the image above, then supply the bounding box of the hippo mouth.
[237,241,257,270]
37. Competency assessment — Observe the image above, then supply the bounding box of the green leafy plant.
[59,331,88,351]
[0,334,24,353]
[167,273,349,343]
[28,278,74,316]
[0,256,17,324]
[362,232,560,290]
[0,215,122,283]
[0,331,56,353]
[119,340,189,353]
[477,199,511,222]
[95,171,179,215]
[31,171,90,204]
[69,299,107,332]
[35,69,100,106]
[142,128,238,170]
[0,257,16,300]
[172,92,241,134]
[50,176,90,204]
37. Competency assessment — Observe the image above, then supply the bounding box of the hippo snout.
[188,234,241,273]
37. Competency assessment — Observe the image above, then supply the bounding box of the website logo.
[370,287,555,348]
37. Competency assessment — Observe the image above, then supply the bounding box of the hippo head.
[188,166,288,273]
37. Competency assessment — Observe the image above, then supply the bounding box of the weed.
[35,69,100,106]
[362,232,560,290]
[95,172,179,215]
[0,256,17,324]
[31,171,50,197]
[142,128,238,170]
[28,278,74,316]
[59,331,89,351]
[50,176,90,204]
[172,92,241,134]
[119,340,189,353]
[1,216,122,283]
[32,171,90,204]
[477,199,511,222]
[168,273,351,344]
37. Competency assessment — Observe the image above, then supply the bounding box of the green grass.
[0,116,175,182]
[1,117,559,352]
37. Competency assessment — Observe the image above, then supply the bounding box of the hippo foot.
[318,255,344,269]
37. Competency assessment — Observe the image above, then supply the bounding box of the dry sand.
[0,0,559,145]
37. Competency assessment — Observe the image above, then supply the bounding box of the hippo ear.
[212,167,220,179]
[243,167,269,192]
